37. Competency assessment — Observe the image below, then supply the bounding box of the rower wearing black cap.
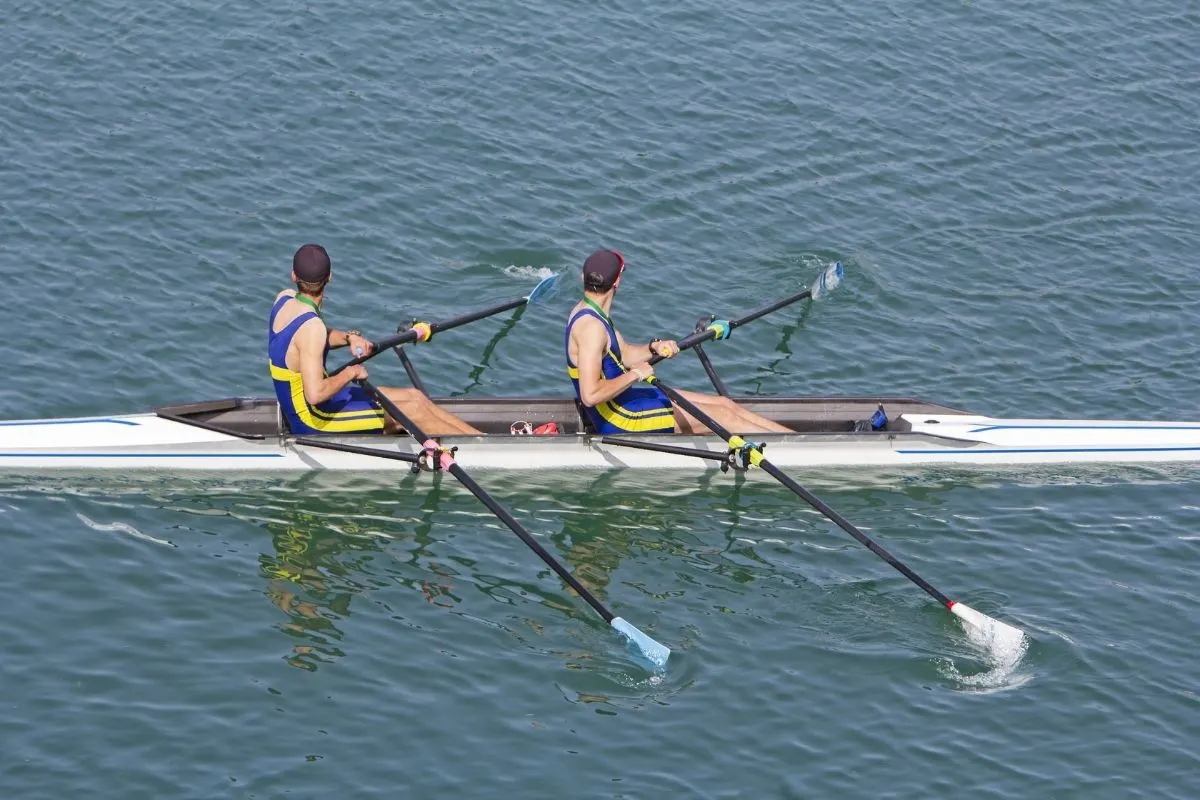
[267,244,480,436]
[565,249,791,435]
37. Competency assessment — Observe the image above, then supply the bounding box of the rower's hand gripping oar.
[356,378,670,668]
[330,272,559,375]
[647,262,843,367]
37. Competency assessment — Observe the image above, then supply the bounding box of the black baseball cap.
[293,243,331,283]
[582,249,625,291]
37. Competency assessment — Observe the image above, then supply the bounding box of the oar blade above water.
[611,617,671,667]
[525,271,560,304]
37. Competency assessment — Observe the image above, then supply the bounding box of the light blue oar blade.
[810,261,843,301]
[525,272,561,305]
[611,617,670,668]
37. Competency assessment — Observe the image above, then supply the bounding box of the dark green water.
[2,0,1198,797]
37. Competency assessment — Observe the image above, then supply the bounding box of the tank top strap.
[564,306,619,368]
[267,294,292,333]
[267,310,322,369]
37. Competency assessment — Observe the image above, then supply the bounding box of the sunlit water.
[3,0,1199,796]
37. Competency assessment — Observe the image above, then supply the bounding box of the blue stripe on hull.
[899,446,1200,456]
[0,418,140,428]
[967,424,1200,433]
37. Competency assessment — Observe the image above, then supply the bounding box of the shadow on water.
[452,304,527,397]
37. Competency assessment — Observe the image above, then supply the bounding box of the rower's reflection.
[259,505,365,671]
[255,476,456,671]
[253,470,715,670]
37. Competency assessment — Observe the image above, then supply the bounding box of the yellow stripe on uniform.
[268,362,386,433]
[595,400,674,432]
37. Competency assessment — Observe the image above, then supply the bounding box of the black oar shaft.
[598,435,732,463]
[393,345,428,395]
[446,461,613,622]
[651,379,953,608]
[648,287,814,367]
[293,437,420,465]
[357,379,616,624]
[693,344,730,396]
[332,296,529,374]
[756,460,952,607]
[729,287,814,331]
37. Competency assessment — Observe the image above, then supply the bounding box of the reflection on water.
[2,462,1198,679]
[259,511,358,672]
[253,477,466,671]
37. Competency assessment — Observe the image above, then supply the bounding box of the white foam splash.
[942,602,1030,691]
[502,264,556,281]
[77,513,175,547]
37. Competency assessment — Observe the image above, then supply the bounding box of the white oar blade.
[611,617,670,668]
[525,272,561,305]
[810,261,843,301]
[948,601,1026,655]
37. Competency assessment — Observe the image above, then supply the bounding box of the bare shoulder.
[293,313,328,348]
[569,310,605,341]
[275,288,297,301]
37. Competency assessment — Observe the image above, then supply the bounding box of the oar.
[331,272,559,375]
[355,378,670,667]
[648,262,843,366]
[690,316,731,396]
[646,376,1026,650]
[392,340,428,396]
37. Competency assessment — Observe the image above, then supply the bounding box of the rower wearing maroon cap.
[565,249,791,435]
[267,244,480,436]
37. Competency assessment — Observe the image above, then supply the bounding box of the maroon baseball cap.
[582,249,625,291]
[293,243,331,283]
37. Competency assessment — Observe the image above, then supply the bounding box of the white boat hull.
[2,396,1200,471]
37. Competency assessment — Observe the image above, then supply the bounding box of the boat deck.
[155,395,968,439]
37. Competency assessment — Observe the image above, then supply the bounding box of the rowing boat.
[2,394,1199,471]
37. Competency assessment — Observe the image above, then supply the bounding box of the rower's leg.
[378,388,482,436]
[673,389,791,434]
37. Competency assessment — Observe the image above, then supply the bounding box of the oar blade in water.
[611,617,671,668]
[810,261,843,301]
[948,601,1027,657]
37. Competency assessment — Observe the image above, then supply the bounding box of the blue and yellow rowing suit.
[565,300,675,434]
[267,294,386,435]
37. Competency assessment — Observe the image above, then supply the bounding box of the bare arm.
[615,329,653,365]
[295,319,362,406]
[616,329,679,365]
[575,317,649,407]
[325,327,358,349]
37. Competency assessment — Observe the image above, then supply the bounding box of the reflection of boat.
[3,395,1200,471]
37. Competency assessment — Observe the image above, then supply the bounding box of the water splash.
[942,602,1030,691]
[502,264,557,282]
